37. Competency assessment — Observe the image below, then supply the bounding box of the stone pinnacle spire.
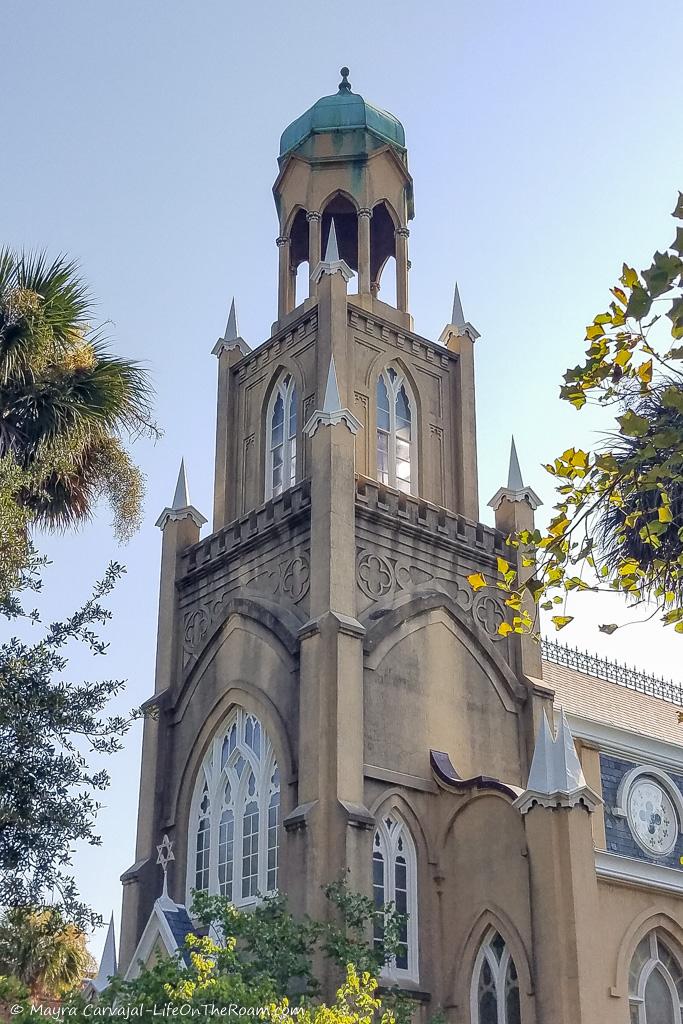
[325,219,340,263]
[452,282,465,328]
[438,280,480,345]
[304,354,361,437]
[488,437,542,511]
[322,354,342,415]
[156,460,207,530]
[92,913,117,991]
[172,459,190,509]
[312,217,354,284]
[224,298,239,341]
[212,297,250,358]
[507,435,524,490]
[514,710,600,814]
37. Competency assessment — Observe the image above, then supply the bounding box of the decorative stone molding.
[358,208,372,219]
[395,227,410,238]
[181,553,310,665]
[354,546,506,640]
[276,236,289,247]
[305,211,321,222]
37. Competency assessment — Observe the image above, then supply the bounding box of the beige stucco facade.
[120,73,683,1024]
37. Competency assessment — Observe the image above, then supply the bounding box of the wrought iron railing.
[541,638,683,707]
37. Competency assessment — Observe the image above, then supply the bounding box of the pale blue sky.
[3,0,683,960]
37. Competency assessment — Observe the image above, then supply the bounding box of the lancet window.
[266,374,298,499]
[188,708,280,907]
[376,368,415,494]
[471,929,521,1024]
[372,813,418,981]
[629,931,683,1023]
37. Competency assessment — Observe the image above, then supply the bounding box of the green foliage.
[0,563,140,928]
[58,886,414,1024]
[469,192,683,636]
[0,908,95,998]
[0,248,158,544]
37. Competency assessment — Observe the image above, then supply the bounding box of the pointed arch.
[613,909,683,1000]
[374,363,418,495]
[628,929,683,1023]
[265,371,299,499]
[453,906,533,1024]
[371,807,419,983]
[185,707,281,907]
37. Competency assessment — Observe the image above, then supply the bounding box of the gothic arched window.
[376,368,415,495]
[471,929,521,1024]
[629,931,683,1023]
[372,813,418,981]
[187,708,280,907]
[266,374,298,499]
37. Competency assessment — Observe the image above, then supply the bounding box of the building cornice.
[562,712,683,773]
[595,850,683,895]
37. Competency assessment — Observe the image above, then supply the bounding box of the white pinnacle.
[92,913,117,991]
[322,355,342,415]
[172,459,191,509]
[224,298,239,341]
[452,282,465,327]
[507,436,524,491]
[526,710,587,797]
[325,219,341,263]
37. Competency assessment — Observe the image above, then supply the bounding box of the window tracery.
[188,709,279,907]
[376,368,415,494]
[471,929,521,1024]
[266,374,298,499]
[629,931,683,1023]
[372,813,418,981]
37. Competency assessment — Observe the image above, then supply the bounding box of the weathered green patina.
[279,68,405,158]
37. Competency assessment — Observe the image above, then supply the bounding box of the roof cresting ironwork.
[541,637,683,707]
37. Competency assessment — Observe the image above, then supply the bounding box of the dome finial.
[338,67,351,93]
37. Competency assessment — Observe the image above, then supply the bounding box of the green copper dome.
[279,68,406,158]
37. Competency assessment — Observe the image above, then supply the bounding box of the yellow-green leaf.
[622,264,639,288]
[467,572,487,592]
[617,410,649,437]
[497,622,514,638]
[497,556,510,575]
[551,615,574,631]
[659,506,673,523]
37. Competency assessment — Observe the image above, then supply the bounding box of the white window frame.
[629,931,683,1023]
[470,928,521,1024]
[375,367,417,495]
[372,813,419,983]
[265,374,298,500]
[186,708,279,909]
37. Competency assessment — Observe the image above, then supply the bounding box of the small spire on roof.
[311,217,354,284]
[211,297,251,358]
[507,436,524,490]
[304,353,361,438]
[325,219,341,263]
[451,282,465,328]
[172,459,190,510]
[338,67,351,93]
[156,460,207,530]
[514,710,600,814]
[224,298,239,341]
[488,437,542,511]
[91,914,117,992]
[322,355,342,415]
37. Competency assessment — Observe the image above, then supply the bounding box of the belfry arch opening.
[321,194,358,279]
[370,202,397,299]
[289,208,309,308]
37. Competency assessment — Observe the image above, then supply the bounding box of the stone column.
[358,209,372,295]
[515,714,602,1024]
[120,482,206,973]
[285,257,372,937]
[307,212,321,297]
[212,336,250,531]
[277,235,291,318]
[395,226,410,311]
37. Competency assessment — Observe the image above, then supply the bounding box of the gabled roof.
[124,897,194,981]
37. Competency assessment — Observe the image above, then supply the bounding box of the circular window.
[627,777,679,857]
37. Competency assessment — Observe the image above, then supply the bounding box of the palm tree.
[0,908,95,999]
[0,248,157,540]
